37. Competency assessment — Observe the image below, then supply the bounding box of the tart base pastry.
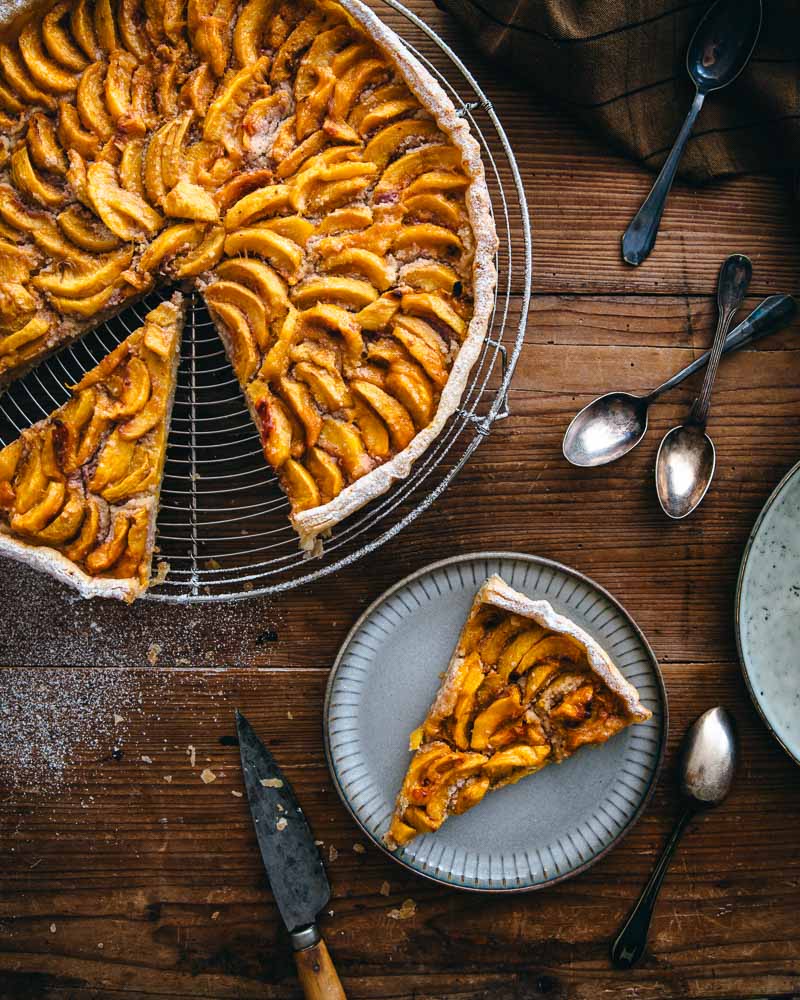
[385,575,653,850]
[0,294,184,601]
[0,0,497,551]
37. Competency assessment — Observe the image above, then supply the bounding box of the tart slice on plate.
[0,294,184,602]
[385,575,652,849]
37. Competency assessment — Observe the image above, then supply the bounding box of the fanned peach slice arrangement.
[386,576,652,849]
[0,294,184,601]
[0,0,496,558]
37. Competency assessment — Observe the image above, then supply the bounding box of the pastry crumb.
[146,642,162,666]
[287,711,294,720]
[187,745,196,768]
[163,775,172,783]
[211,911,220,920]
[200,768,216,784]
[141,755,153,764]
[328,845,338,863]
[259,777,283,788]
[49,923,56,934]
[380,881,390,897]
[153,561,169,586]
[388,898,416,921]
[276,818,288,831]
[231,790,243,797]
[113,714,124,725]
[204,558,221,570]
[353,843,366,854]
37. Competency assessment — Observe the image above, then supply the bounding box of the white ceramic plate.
[737,460,800,766]
[324,552,667,892]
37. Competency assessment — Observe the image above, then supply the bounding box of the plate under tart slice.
[0,293,185,602]
[385,574,653,850]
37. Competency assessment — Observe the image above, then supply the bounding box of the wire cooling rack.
[0,0,531,602]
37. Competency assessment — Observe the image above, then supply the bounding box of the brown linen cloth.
[435,0,800,183]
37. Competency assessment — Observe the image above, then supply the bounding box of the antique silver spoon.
[622,0,762,266]
[610,706,738,969]
[562,293,796,468]
[655,253,751,518]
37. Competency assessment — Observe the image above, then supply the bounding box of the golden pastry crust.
[0,0,497,549]
[385,575,652,850]
[0,293,184,600]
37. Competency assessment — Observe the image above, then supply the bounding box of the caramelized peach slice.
[87,160,163,240]
[35,247,133,299]
[291,277,377,311]
[173,225,225,278]
[392,316,449,388]
[58,100,101,159]
[351,399,390,461]
[278,376,322,448]
[205,280,268,349]
[27,113,67,175]
[204,56,270,156]
[400,260,462,295]
[394,224,463,258]
[282,458,320,513]
[362,119,440,170]
[385,362,434,429]
[0,314,51,359]
[163,179,220,222]
[205,298,259,383]
[249,383,293,468]
[137,222,204,274]
[223,226,303,284]
[86,512,131,575]
[374,146,462,201]
[301,304,364,359]
[18,21,78,93]
[10,479,67,536]
[317,416,371,481]
[294,361,351,411]
[10,145,66,208]
[403,193,462,230]
[0,43,56,109]
[224,184,291,230]
[350,380,415,451]
[35,485,86,545]
[305,445,344,503]
[356,292,402,332]
[215,258,289,321]
[233,0,274,67]
[323,248,392,291]
[42,1,88,72]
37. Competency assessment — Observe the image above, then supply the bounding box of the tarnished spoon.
[610,707,738,969]
[562,293,796,468]
[622,0,762,266]
[655,253,751,519]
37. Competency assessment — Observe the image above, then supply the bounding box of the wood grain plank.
[0,665,798,1000]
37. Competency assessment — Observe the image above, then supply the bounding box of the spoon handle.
[609,806,694,970]
[689,254,752,427]
[622,90,705,267]
[649,294,797,401]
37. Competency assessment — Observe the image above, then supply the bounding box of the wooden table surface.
[2,4,800,999]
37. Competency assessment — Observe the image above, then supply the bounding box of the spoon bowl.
[655,423,716,519]
[687,0,763,92]
[680,706,738,807]
[562,392,650,467]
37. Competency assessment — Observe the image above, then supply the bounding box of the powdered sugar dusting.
[0,668,143,791]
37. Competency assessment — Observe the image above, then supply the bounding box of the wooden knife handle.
[294,936,347,1000]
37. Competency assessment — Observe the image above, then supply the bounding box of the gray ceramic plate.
[324,552,667,892]
[736,460,800,766]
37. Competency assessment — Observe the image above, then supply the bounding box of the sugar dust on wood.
[0,667,148,791]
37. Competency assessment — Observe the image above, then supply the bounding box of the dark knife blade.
[235,710,330,934]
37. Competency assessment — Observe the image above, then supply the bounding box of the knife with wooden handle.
[235,710,347,1000]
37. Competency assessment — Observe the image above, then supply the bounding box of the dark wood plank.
[1,665,798,1000]
[3,0,800,997]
